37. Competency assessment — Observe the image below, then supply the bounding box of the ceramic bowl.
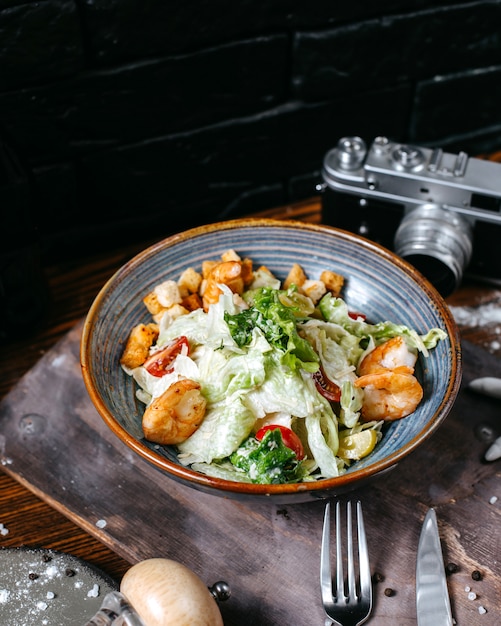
[80,218,461,503]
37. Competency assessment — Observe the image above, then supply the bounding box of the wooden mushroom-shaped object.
[120,558,224,626]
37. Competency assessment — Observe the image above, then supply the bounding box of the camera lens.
[393,204,473,297]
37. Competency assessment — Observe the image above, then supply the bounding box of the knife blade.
[416,508,453,626]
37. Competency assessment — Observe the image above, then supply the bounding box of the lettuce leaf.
[318,294,447,355]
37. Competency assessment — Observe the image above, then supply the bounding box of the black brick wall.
[2,0,501,263]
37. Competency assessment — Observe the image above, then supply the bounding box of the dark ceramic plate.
[81,219,461,503]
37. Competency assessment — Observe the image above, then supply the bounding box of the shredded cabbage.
[124,283,447,484]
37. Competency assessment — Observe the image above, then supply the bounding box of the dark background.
[3,0,501,264]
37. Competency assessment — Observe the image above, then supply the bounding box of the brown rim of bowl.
[80,218,462,496]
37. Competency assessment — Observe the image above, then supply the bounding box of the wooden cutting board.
[0,320,500,625]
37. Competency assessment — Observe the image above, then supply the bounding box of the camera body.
[320,136,501,295]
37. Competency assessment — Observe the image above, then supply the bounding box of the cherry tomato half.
[348,311,367,321]
[313,366,341,403]
[143,336,189,377]
[255,425,305,460]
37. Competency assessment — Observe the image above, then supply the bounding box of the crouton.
[143,291,166,316]
[221,248,241,262]
[166,303,189,320]
[202,260,218,279]
[154,280,182,308]
[177,266,202,298]
[302,279,327,303]
[202,261,244,310]
[181,292,203,312]
[257,264,273,275]
[240,257,254,286]
[320,270,345,296]
[283,263,307,290]
[152,303,189,324]
[120,323,159,369]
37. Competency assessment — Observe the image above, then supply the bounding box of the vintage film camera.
[319,135,501,296]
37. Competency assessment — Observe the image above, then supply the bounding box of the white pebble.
[489,496,498,504]
[468,591,477,600]
[95,519,107,529]
[87,583,100,598]
[478,606,487,615]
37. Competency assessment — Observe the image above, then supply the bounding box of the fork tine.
[336,501,346,601]
[320,500,373,626]
[346,501,356,601]
[356,501,372,606]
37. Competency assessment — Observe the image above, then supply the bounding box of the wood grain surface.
[1,289,501,625]
[1,195,501,624]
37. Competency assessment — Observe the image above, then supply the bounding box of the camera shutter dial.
[392,145,425,171]
[334,137,367,171]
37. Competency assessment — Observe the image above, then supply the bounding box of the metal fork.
[320,501,373,626]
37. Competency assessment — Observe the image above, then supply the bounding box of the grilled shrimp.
[142,379,207,445]
[202,260,244,310]
[355,336,423,421]
[358,336,417,376]
[354,369,423,420]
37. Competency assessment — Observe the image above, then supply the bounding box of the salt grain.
[478,606,487,615]
[0,523,9,536]
[465,586,471,592]
[489,496,498,504]
[46,591,55,600]
[468,591,477,600]
[45,565,59,578]
[449,302,501,327]
[0,590,10,603]
[87,584,100,598]
[95,519,107,529]
[36,600,48,610]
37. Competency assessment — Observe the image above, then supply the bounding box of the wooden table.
[1,197,501,625]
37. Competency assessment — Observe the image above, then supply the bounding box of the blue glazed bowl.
[80,219,461,502]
